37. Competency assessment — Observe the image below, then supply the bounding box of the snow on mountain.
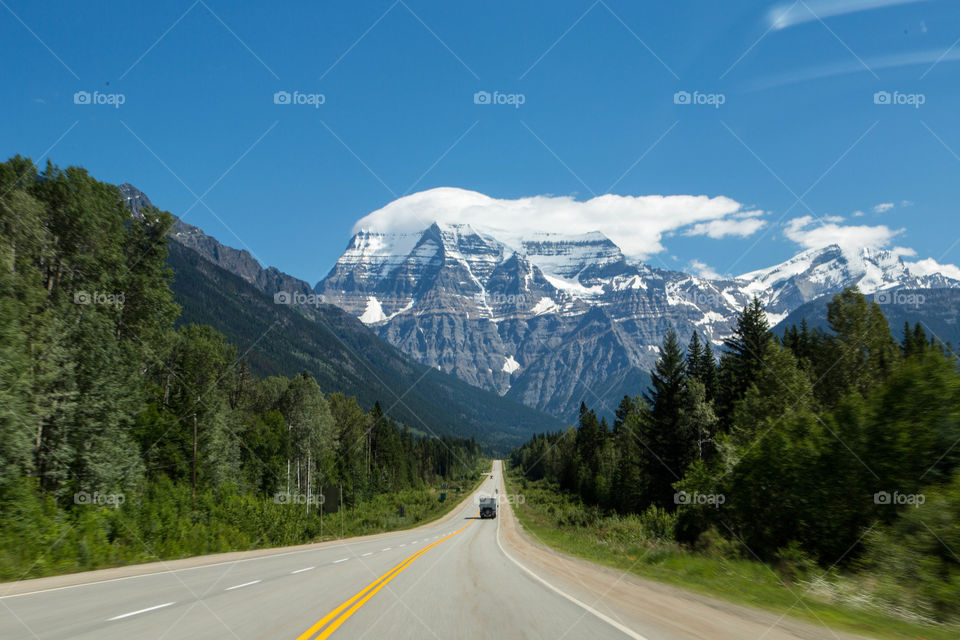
[359,296,387,324]
[317,189,960,421]
[737,244,960,314]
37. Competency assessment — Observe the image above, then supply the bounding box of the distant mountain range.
[316,189,960,420]
[775,287,960,347]
[123,184,960,424]
[120,184,562,450]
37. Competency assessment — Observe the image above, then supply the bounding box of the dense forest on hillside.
[166,240,560,449]
[510,292,960,624]
[0,157,484,580]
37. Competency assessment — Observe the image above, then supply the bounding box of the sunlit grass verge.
[0,462,488,582]
[505,470,959,640]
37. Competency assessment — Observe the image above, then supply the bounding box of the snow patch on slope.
[531,297,559,315]
[359,296,387,324]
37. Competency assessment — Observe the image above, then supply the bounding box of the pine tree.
[611,397,647,513]
[686,332,717,401]
[820,288,899,405]
[643,329,689,509]
[717,297,772,428]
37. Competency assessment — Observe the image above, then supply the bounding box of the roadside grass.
[505,471,958,640]
[325,463,491,540]
[0,462,490,582]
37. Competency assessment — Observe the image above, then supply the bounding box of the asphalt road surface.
[0,461,869,639]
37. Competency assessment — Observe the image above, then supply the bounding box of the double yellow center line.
[296,519,474,640]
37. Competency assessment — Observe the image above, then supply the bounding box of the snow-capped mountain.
[741,244,960,315]
[316,190,960,421]
[318,221,744,419]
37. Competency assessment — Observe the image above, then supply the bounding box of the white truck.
[479,495,497,519]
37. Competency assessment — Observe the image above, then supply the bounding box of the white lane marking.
[333,558,349,564]
[225,580,261,591]
[108,602,175,621]
[291,567,314,574]
[381,547,391,551]
[361,552,373,557]
[496,484,647,640]
[398,544,406,547]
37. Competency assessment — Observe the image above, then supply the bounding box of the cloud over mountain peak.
[352,187,765,260]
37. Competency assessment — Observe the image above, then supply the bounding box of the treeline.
[0,157,482,578]
[511,292,960,622]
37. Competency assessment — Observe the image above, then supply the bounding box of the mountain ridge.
[123,183,960,423]
[317,192,960,420]
[118,183,563,449]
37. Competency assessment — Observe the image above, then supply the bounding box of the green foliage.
[0,156,485,580]
[511,289,960,630]
[861,473,960,623]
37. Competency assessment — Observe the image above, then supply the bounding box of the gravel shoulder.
[495,465,874,640]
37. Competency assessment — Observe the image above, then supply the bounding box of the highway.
[0,461,868,639]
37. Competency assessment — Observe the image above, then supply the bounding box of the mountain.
[740,244,960,319]
[318,222,745,419]
[124,182,960,425]
[316,189,960,421]
[775,287,960,348]
[119,184,563,450]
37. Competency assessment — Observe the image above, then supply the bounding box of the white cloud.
[873,202,895,213]
[353,187,765,259]
[783,217,960,279]
[909,258,960,280]
[852,210,866,217]
[769,0,928,30]
[784,215,904,252]
[684,216,766,239]
[688,259,722,279]
[891,246,917,258]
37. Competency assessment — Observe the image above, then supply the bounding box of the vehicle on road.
[479,495,497,519]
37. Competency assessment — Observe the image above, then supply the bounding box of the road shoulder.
[496,468,873,640]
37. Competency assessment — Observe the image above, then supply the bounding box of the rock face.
[120,182,960,423]
[119,183,153,219]
[118,183,563,446]
[318,219,960,421]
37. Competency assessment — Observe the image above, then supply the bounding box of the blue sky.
[2,0,960,282]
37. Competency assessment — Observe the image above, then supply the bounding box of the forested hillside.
[0,157,484,580]
[511,291,960,625]
[166,240,560,448]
